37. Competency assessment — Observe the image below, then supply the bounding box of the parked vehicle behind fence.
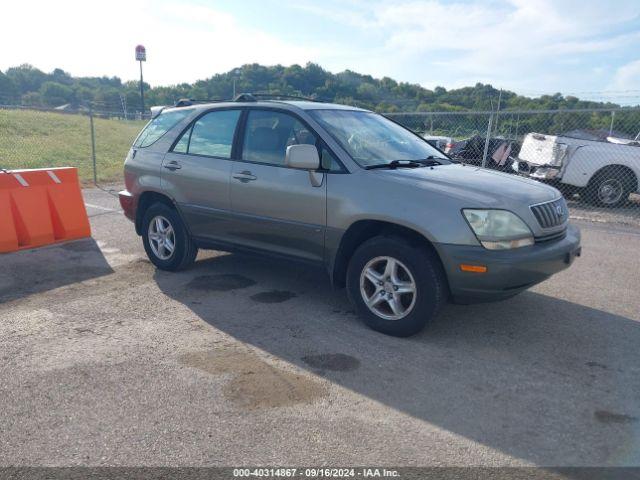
[512,131,640,207]
[448,134,522,171]
[422,135,454,153]
[120,96,581,337]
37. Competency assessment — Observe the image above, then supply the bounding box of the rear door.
[161,108,242,240]
[228,109,326,263]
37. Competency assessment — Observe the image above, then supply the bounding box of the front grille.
[535,229,567,243]
[530,198,567,229]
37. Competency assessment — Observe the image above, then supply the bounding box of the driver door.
[228,109,326,263]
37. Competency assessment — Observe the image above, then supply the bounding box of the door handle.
[232,171,257,182]
[164,161,182,171]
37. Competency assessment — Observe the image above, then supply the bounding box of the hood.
[377,164,559,208]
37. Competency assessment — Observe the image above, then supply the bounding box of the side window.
[172,129,190,153]
[321,147,343,172]
[187,110,241,158]
[242,110,318,166]
[134,108,194,148]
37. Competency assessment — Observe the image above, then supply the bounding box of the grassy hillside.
[0,109,145,183]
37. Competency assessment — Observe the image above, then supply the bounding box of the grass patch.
[0,109,146,183]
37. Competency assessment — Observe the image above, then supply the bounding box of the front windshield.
[309,109,447,167]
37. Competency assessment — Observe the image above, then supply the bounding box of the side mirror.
[285,144,320,170]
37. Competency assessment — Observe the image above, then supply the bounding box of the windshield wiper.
[419,156,448,164]
[365,160,426,170]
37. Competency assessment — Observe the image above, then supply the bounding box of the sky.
[2,0,639,103]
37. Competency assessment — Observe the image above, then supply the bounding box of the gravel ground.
[567,194,640,228]
[0,187,639,467]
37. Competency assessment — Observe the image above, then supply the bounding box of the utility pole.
[135,45,147,116]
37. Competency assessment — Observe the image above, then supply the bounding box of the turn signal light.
[460,264,487,273]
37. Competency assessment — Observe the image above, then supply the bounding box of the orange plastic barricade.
[0,167,91,253]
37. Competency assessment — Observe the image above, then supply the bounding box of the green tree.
[5,64,47,94]
[39,81,73,106]
[21,91,42,106]
[0,71,19,104]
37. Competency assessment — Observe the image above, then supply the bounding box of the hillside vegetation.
[0,63,626,114]
[0,109,144,182]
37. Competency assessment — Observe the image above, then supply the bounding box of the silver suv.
[119,96,581,336]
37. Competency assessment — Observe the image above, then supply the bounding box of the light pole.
[135,45,146,115]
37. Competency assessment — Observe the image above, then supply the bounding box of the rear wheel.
[142,203,198,271]
[346,236,447,337]
[584,167,635,208]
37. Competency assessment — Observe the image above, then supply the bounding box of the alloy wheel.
[148,215,176,260]
[359,256,417,321]
[597,178,624,206]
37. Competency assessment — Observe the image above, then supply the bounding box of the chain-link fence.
[0,104,147,185]
[1,103,639,225]
[387,108,640,226]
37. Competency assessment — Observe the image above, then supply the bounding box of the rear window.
[134,109,194,148]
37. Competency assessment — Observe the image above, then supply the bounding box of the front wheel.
[142,203,198,271]
[584,168,634,208]
[346,236,447,337]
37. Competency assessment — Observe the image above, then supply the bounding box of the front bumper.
[436,224,581,304]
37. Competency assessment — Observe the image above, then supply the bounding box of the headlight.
[462,209,534,250]
[531,166,560,179]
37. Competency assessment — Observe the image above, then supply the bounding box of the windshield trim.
[308,109,451,169]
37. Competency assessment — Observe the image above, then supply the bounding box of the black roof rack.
[174,93,323,107]
[254,93,320,102]
[173,97,226,107]
[233,92,321,103]
[233,93,257,102]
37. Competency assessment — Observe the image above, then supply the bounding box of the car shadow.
[154,252,640,466]
[0,238,114,303]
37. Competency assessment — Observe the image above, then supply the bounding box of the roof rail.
[173,98,227,107]
[233,93,257,102]
[173,93,323,106]
[233,92,320,103]
[252,93,319,102]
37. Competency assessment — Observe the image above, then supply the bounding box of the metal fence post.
[609,110,615,136]
[481,112,493,168]
[89,106,97,184]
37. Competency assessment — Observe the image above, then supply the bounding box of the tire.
[141,202,198,271]
[346,235,447,337]
[584,167,634,208]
